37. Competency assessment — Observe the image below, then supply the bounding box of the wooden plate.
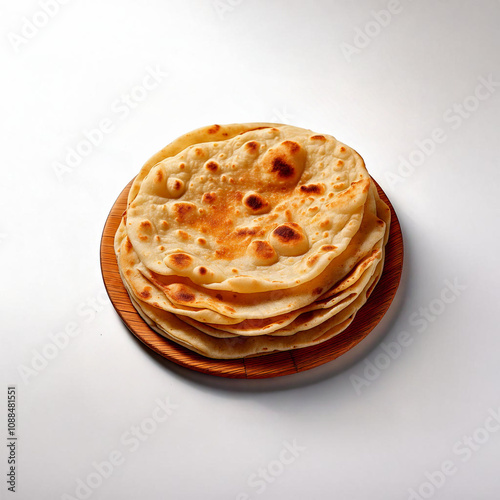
[100,180,403,379]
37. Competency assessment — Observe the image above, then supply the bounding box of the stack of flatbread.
[114,123,390,359]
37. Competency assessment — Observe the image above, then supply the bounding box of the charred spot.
[273,224,301,242]
[173,179,182,190]
[202,192,217,204]
[281,140,301,154]
[244,194,266,211]
[271,157,294,178]
[312,287,323,295]
[198,267,207,275]
[205,161,219,172]
[173,203,195,221]
[310,135,326,141]
[140,287,151,299]
[253,240,275,260]
[168,253,192,269]
[235,228,258,237]
[245,141,259,152]
[154,169,164,182]
[215,293,223,301]
[207,124,221,134]
[173,287,195,303]
[299,183,324,195]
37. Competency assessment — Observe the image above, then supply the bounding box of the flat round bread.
[125,124,370,292]
[113,123,391,359]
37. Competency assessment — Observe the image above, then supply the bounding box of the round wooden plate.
[100,180,403,379]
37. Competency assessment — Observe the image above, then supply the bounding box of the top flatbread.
[125,124,370,292]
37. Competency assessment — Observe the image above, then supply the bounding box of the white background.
[1,1,500,499]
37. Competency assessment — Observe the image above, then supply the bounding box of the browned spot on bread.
[198,267,207,275]
[245,141,259,152]
[160,220,169,229]
[159,245,165,251]
[202,192,217,204]
[197,237,206,245]
[281,140,301,154]
[337,160,344,166]
[125,269,132,276]
[215,293,223,300]
[138,235,148,241]
[340,146,346,153]
[172,202,196,222]
[234,227,258,237]
[310,135,326,141]
[307,254,319,266]
[154,169,164,182]
[125,238,133,251]
[177,230,189,240]
[140,220,152,229]
[168,253,192,269]
[244,193,266,211]
[205,161,219,172]
[320,245,337,252]
[171,286,195,303]
[312,287,323,295]
[273,224,301,242]
[208,124,220,134]
[299,183,325,195]
[154,235,160,242]
[252,240,276,260]
[179,163,185,169]
[271,157,294,178]
[140,287,151,299]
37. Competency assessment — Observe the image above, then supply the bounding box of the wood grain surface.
[100,179,404,379]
